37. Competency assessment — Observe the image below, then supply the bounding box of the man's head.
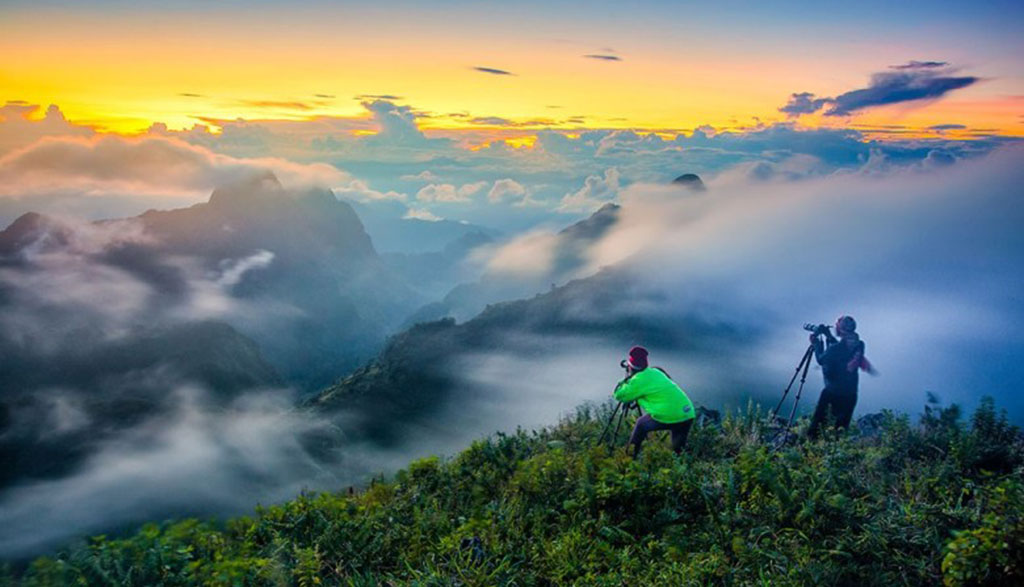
[835,315,857,337]
[627,346,649,371]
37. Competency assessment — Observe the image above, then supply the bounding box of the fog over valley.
[1,127,1021,557]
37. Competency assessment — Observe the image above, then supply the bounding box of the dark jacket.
[813,334,864,394]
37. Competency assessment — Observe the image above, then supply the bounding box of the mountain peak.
[207,170,284,209]
[0,212,68,254]
[559,201,620,240]
[672,173,707,192]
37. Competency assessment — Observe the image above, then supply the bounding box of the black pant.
[808,389,857,438]
[629,414,693,456]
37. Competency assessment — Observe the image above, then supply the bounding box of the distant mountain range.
[307,262,755,445]
[0,320,279,487]
[0,171,487,488]
[408,202,622,324]
[346,198,500,254]
[135,172,425,389]
[0,170,709,489]
[304,173,774,445]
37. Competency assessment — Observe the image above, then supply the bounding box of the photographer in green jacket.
[614,346,696,457]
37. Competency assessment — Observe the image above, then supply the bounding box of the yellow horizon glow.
[3,9,1021,139]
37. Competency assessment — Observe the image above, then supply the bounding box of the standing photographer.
[613,346,696,457]
[807,315,873,438]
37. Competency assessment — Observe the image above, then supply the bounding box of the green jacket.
[613,367,695,424]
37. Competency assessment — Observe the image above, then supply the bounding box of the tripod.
[598,399,642,448]
[770,343,815,448]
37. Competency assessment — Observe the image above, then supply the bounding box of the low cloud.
[583,54,622,61]
[333,179,407,203]
[3,100,1018,236]
[0,215,284,350]
[482,146,1024,419]
[0,102,92,156]
[0,135,348,201]
[416,181,489,204]
[0,387,341,558]
[487,178,528,204]
[400,170,442,182]
[360,100,429,145]
[484,229,561,277]
[403,207,443,222]
[558,168,621,212]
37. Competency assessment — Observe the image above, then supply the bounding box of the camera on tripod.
[770,323,830,448]
[803,323,831,336]
[597,359,642,447]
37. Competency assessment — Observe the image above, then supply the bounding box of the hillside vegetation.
[8,398,1023,586]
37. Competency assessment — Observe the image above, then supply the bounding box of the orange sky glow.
[2,3,1022,142]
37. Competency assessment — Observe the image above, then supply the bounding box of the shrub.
[14,398,1023,586]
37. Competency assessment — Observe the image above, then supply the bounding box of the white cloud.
[332,179,407,203]
[484,229,562,277]
[416,183,461,203]
[0,388,337,558]
[487,178,528,204]
[504,145,1024,417]
[403,208,443,221]
[400,170,442,182]
[416,181,488,203]
[457,180,488,198]
[0,135,349,200]
[558,167,620,212]
[0,102,92,156]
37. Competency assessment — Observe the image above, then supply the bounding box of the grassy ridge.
[8,398,1023,586]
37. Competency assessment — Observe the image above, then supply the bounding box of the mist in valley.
[1,143,1022,560]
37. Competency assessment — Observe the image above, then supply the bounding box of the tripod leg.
[776,345,815,448]
[772,345,815,420]
[613,405,627,444]
[598,402,622,444]
[785,346,815,433]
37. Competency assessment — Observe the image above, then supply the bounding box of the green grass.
[8,397,1023,586]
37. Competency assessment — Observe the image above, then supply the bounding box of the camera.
[803,323,831,336]
[619,359,629,370]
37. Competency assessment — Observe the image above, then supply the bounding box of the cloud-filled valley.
[0,94,1022,561]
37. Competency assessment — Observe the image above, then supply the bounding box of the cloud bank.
[0,133,351,225]
[0,388,341,558]
[2,100,1018,239]
[480,146,1024,419]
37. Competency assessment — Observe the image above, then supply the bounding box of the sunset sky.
[2,0,1023,232]
[4,0,1022,137]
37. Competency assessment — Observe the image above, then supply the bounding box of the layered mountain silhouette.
[0,320,280,486]
[0,172,427,487]
[133,172,423,388]
[307,172,744,443]
[346,198,500,254]
[0,170,711,488]
[307,265,753,445]
[409,202,622,323]
[381,230,493,300]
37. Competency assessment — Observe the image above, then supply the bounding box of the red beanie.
[627,346,649,370]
